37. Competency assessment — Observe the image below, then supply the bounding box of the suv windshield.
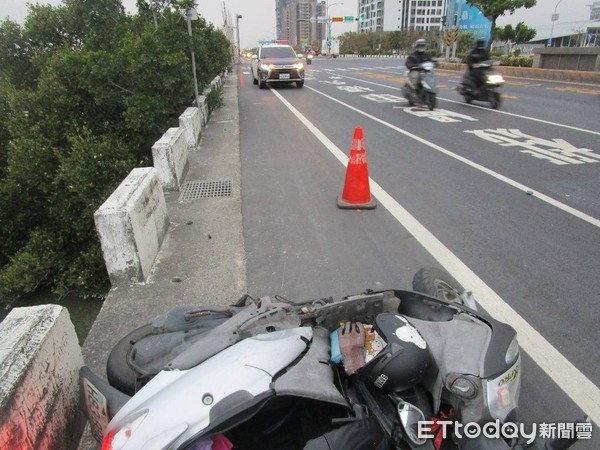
[261,47,297,59]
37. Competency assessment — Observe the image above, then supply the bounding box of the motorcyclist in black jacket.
[406,39,433,90]
[466,39,490,91]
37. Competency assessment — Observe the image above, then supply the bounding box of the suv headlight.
[260,64,271,71]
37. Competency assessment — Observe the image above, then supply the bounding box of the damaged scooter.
[80,267,585,450]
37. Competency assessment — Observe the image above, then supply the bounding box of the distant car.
[251,44,304,89]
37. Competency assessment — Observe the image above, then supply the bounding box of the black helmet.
[359,314,432,393]
[414,39,427,53]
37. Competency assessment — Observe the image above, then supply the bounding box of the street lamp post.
[235,14,242,63]
[183,6,200,110]
[324,1,344,57]
[549,0,565,47]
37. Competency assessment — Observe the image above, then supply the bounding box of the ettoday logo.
[418,420,593,444]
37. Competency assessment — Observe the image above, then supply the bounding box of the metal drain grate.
[179,180,232,201]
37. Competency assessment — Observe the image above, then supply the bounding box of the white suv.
[251,44,305,89]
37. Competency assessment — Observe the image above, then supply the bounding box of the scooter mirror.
[397,400,427,446]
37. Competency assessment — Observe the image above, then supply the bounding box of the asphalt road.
[237,57,600,446]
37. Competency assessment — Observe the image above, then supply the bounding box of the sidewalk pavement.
[78,72,246,449]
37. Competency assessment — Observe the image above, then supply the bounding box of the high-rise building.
[357,0,446,33]
[276,0,456,43]
[277,0,326,48]
[590,1,600,21]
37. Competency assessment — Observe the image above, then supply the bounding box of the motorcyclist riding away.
[467,39,490,90]
[406,39,433,90]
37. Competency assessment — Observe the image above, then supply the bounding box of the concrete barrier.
[198,94,209,127]
[533,47,600,72]
[94,167,169,285]
[436,61,600,84]
[0,305,85,450]
[179,107,202,148]
[152,127,189,192]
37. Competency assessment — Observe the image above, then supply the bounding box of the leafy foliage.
[466,0,537,42]
[0,0,231,305]
[497,55,533,66]
[494,22,537,54]
[339,29,441,55]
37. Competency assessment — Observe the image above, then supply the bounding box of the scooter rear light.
[101,429,117,450]
[101,411,148,450]
[505,336,519,365]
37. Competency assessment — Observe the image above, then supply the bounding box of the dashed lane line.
[322,73,600,136]
[269,86,600,425]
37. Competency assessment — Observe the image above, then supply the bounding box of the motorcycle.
[458,60,505,109]
[80,267,583,450]
[306,53,313,65]
[402,61,438,111]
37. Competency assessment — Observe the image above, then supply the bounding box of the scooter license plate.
[279,73,290,79]
[82,376,110,442]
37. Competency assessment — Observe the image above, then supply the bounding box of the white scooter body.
[104,327,313,450]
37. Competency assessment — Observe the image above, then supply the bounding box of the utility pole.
[452,0,463,59]
[235,14,242,63]
[324,1,344,57]
[444,0,455,59]
[184,6,200,109]
[549,0,565,47]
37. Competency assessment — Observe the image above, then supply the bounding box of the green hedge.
[498,56,533,67]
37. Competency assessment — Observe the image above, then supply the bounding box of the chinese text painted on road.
[465,129,600,165]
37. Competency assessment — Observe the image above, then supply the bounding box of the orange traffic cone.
[337,127,377,209]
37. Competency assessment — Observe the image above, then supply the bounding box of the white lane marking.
[332,74,600,136]
[304,85,600,230]
[269,87,600,425]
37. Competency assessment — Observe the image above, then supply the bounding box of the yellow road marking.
[506,81,541,87]
[362,72,396,79]
[549,86,600,95]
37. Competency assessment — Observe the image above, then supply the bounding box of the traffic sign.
[317,16,328,23]
[344,16,354,23]
[331,16,343,22]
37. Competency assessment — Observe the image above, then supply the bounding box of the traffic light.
[355,15,364,23]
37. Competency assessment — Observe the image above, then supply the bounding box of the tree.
[457,31,475,53]
[0,19,38,88]
[466,0,536,44]
[339,30,439,55]
[0,0,231,305]
[495,22,536,54]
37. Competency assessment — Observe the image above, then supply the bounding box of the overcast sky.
[0,0,594,49]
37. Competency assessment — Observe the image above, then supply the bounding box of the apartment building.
[277,0,327,48]
[357,0,446,33]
